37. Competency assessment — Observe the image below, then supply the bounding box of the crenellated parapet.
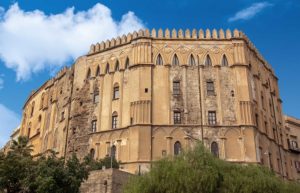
[88,28,271,71]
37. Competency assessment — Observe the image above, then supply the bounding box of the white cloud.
[0,104,20,148]
[228,2,273,22]
[0,3,145,81]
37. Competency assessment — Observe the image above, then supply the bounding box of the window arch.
[222,55,228,66]
[211,141,219,157]
[30,101,35,117]
[40,94,44,109]
[105,63,110,74]
[27,122,32,138]
[174,141,182,155]
[112,111,118,129]
[86,68,91,79]
[125,57,130,69]
[115,60,120,71]
[156,54,163,65]
[96,66,100,76]
[189,54,196,66]
[205,55,212,66]
[111,145,116,159]
[172,54,179,66]
[90,148,95,159]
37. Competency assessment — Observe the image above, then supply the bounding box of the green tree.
[123,143,300,193]
[0,136,34,193]
[0,136,89,193]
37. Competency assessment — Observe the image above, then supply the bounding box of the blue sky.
[0,0,299,147]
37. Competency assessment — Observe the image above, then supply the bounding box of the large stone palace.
[12,28,300,180]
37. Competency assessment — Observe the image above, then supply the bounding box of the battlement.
[88,28,271,71]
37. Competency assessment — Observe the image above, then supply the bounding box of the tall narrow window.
[255,113,259,127]
[30,102,35,117]
[222,55,228,66]
[115,60,120,71]
[172,54,179,65]
[174,141,182,155]
[111,145,116,159]
[269,153,273,170]
[90,149,95,159]
[208,111,217,125]
[61,111,65,121]
[113,84,119,100]
[125,57,130,69]
[86,68,91,79]
[173,111,181,124]
[27,127,31,138]
[259,147,264,164]
[206,81,215,96]
[211,142,219,157]
[105,63,110,74]
[112,112,118,129]
[93,91,99,103]
[156,54,163,65]
[91,120,97,133]
[96,66,100,76]
[261,92,265,109]
[205,55,212,66]
[189,55,196,66]
[40,94,44,109]
[173,81,180,95]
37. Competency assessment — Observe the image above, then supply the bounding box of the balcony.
[288,140,300,153]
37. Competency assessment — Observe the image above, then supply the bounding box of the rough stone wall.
[80,169,132,193]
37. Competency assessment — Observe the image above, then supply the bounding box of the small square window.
[208,111,216,125]
[91,120,97,133]
[174,111,181,124]
[113,86,119,100]
[173,81,180,95]
[94,93,99,103]
[207,81,215,96]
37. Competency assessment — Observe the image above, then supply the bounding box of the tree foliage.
[0,136,103,193]
[123,143,300,193]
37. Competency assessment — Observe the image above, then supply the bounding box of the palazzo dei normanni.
[7,28,300,181]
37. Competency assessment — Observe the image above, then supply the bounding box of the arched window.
[96,66,100,76]
[125,57,130,69]
[189,55,196,66]
[172,54,179,66]
[205,55,212,66]
[27,123,31,138]
[174,141,182,155]
[105,63,110,74]
[40,94,44,109]
[115,60,120,71]
[222,55,228,66]
[111,145,116,159]
[86,68,91,79]
[30,102,35,117]
[112,112,118,129]
[90,148,95,159]
[156,54,163,65]
[211,141,219,157]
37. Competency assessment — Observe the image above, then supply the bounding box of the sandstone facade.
[18,28,300,180]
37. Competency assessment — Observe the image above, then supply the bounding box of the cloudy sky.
[0,0,300,147]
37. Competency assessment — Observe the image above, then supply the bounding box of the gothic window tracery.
[189,54,196,66]
[205,55,212,66]
[172,54,179,66]
[222,55,228,66]
[156,54,163,65]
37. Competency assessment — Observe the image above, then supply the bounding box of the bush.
[123,143,300,193]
